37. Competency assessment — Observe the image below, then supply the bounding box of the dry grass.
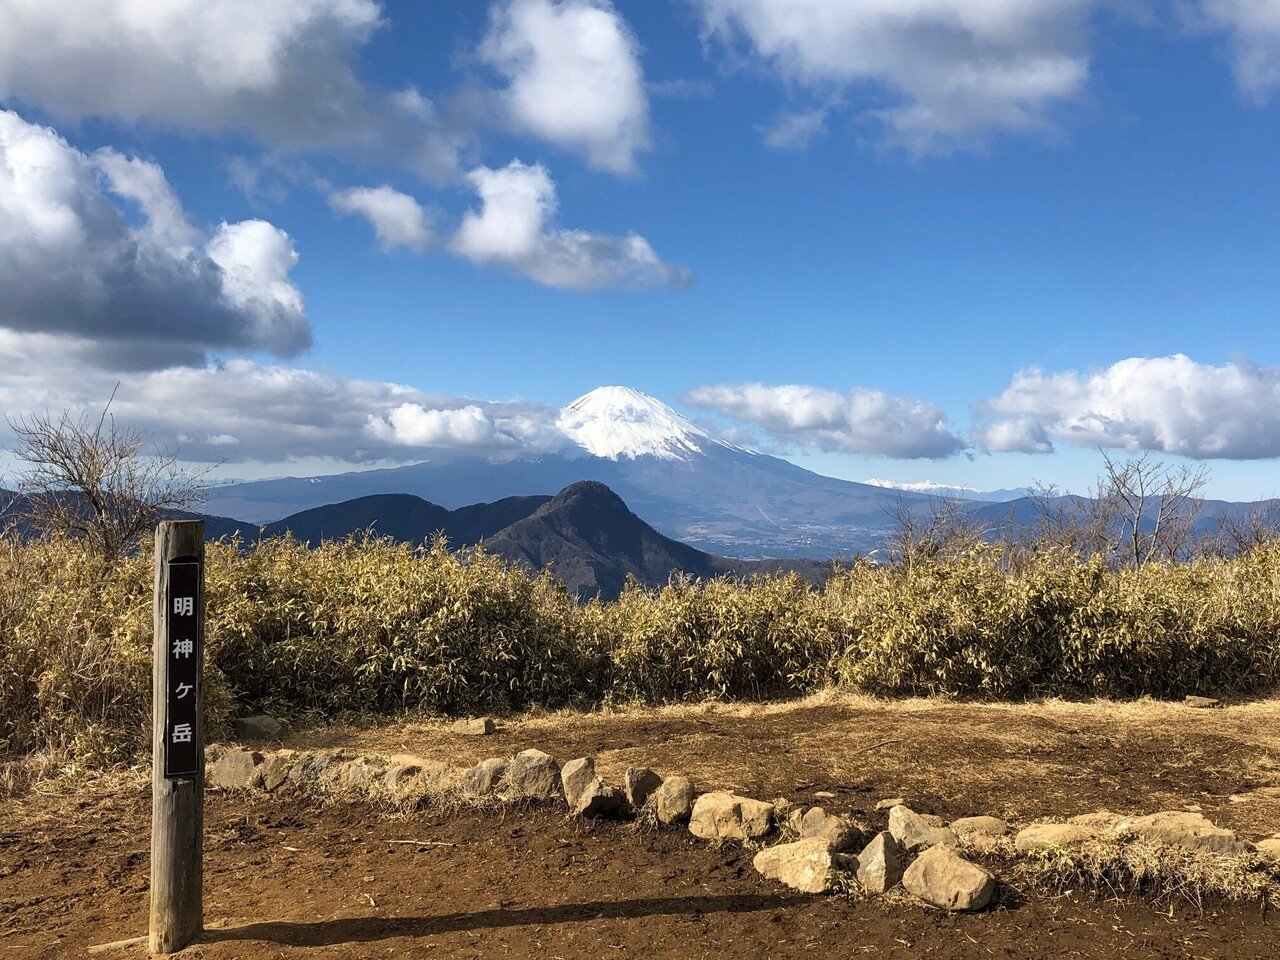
[4,533,1280,782]
[1022,834,1280,909]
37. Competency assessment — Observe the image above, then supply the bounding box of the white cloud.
[0,0,468,180]
[93,148,201,249]
[0,343,567,464]
[452,160,690,290]
[976,354,1280,459]
[683,382,965,459]
[365,402,565,451]
[760,109,830,150]
[693,0,1093,155]
[481,0,650,174]
[0,110,309,368]
[329,185,432,252]
[206,220,310,352]
[1195,0,1280,102]
[0,0,377,140]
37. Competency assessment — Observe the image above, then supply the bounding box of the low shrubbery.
[3,533,1280,767]
[1024,835,1280,908]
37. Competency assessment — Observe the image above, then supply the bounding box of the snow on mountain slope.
[558,386,723,461]
[863,478,1031,502]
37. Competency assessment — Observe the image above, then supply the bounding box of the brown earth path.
[2,694,1279,959]
[2,786,1278,960]
[292,693,1280,840]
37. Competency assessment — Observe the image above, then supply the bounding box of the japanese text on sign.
[164,560,201,778]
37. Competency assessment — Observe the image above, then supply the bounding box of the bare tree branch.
[6,395,214,564]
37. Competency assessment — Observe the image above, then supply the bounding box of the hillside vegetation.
[3,532,1280,770]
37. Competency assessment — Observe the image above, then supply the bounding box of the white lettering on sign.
[172,639,193,659]
[174,682,193,699]
[173,597,194,616]
[171,723,193,744]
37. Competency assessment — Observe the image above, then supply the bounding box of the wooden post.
[150,520,205,954]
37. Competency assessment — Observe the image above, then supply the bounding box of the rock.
[572,778,622,818]
[888,805,956,853]
[1115,811,1246,856]
[1256,836,1280,863]
[205,745,263,790]
[505,749,561,801]
[786,807,807,834]
[951,816,1010,839]
[460,758,509,797]
[814,790,836,800]
[1184,695,1221,709]
[320,756,387,795]
[1069,811,1120,829]
[753,838,838,894]
[856,831,907,894]
[260,749,298,792]
[233,715,284,742]
[451,717,496,736]
[800,807,860,852]
[288,750,348,790]
[689,791,775,841]
[561,757,596,809]
[1014,822,1098,854]
[903,845,997,911]
[624,767,663,808]
[382,758,426,802]
[655,776,696,825]
[875,797,905,811]
[383,755,456,804]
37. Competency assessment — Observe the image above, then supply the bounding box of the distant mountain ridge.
[862,479,1034,503]
[255,493,551,547]
[234,481,830,599]
[198,385,1278,560]
[204,386,947,558]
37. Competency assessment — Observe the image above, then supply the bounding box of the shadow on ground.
[204,894,796,947]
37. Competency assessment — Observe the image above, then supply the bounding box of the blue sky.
[3,1,1280,500]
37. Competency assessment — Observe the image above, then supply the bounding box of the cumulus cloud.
[329,185,432,252]
[693,0,1093,155]
[975,354,1280,459]
[683,382,965,459]
[1194,0,1280,102]
[366,402,566,452]
[451,160,690,290]
[481,0,650,174]
[0,341,567,464]
[0,0,468,180]
[0,110,309,368]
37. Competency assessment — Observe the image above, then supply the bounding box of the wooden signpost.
[150,520,205,954]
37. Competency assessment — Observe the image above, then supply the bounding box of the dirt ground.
[3,695,1279,959]
[292,693,1280,839]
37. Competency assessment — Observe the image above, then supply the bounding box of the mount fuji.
[203,386,940,559]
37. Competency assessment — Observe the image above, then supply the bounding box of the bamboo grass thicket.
[2,532,1279,767]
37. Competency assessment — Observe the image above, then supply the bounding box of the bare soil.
[293,693,1280,839]
[3,695,1279,959]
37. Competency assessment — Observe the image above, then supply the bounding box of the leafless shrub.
[884,495,987,569]
[6,395,211,564]
[1023,454,1209,568]
[1095,452,1209,568]
[1199,504,1280,558]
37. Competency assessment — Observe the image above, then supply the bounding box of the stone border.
[206,743,1280,913]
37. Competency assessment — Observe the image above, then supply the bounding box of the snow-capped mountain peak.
[863,478,1033,503]
[558,386,714,461]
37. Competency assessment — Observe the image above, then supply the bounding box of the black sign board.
[164,559,202,779]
